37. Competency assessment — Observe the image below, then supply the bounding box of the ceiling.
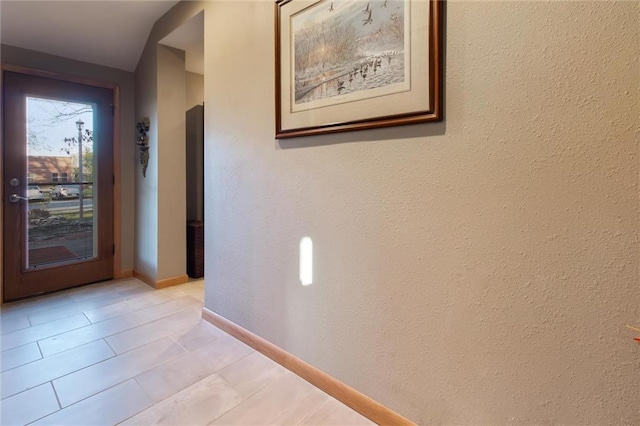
[0,1,181,72]
[159,10,203,75]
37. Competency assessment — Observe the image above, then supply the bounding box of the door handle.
[9,194,28,203]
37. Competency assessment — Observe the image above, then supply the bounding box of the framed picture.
[275,0,443,139]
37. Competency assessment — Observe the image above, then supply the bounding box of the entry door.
[3,71,114,301]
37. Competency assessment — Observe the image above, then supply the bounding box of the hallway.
[0,279,374,425]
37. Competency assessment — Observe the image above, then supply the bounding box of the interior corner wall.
[133,1,204,282]
[0,44,136,277]
[203,1,639,424]
[156,45,186,281]
[133,40,159,281]
[0,36,4,303]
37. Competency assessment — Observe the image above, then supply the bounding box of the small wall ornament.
[136,118,150,177]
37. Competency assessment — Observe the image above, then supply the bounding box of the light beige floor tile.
[0,315,30,335]
[271,387,331,425]
[28,292,124,326]
[109,277,143,286]
[27,305,81,327]
[137,295,202,321]
[218,351,289,399]
[0,313,90,352]
[67,283,126,303]
[135,334,254,402]
[171,319,228,352]
[38,311,150,357]
[0,342,42,372]
[32,379,153,425]
[108,277,147,289]
[299,397,376,425]
[105,308,201,354]
[53,337,186,407]
[113,278,152,290]
[67,279,141,298]
[117,284,155,300]
[211,371,316,425]
[124,374,243,426]
[73,278,139,297]
[83,291,170,324]
[157,283,203,300]
[179,285,205,300]
[1,339,114,399]
[0,382,59,425]
[0,293,74,320]
[106,278,156,299]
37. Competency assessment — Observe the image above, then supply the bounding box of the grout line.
[50,376,134,412]
[216,349,255,375]
[50,380,63,409]
[0,342,43,374]
[168,333,190,352]
[115,379,155,425]
[102,308,202,356]
[50,367,144,410]
[2,298,76,320]
[46,335,187,408]
[132,375,156,403]
[205,378,271,426]
[81,293,173,325]
[37,301,199,357]
[0,318,32,336]
[103,337,117,355]
[20,289,134,327]
[23,383,63,426]
[36,339,45,359]
[26,312,34,328]
[13,340,120,399]
[296,395,331,426]
[0,317,91,357]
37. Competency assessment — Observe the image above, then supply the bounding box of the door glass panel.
[26,97,97,268]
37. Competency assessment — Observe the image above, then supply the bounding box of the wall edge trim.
[115,269,134,279]
[133,270,188,289]
[156,274,189,289]
[201,307,415,426]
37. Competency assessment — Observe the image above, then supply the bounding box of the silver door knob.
[9,194,28,203]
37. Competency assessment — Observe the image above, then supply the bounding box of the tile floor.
[0,278,375,425]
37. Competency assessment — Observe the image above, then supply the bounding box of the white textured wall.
[157,45,187,280]
[134,39,160,280]
[203,1,639,424]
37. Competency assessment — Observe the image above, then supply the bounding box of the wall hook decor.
[136,117,150,177]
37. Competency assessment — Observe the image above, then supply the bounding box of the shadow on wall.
[277,120,447,150]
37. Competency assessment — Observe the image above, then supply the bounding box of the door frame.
[1,63,123,303]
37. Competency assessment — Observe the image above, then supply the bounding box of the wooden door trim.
[3,71,115,300]
[1,63,123,283]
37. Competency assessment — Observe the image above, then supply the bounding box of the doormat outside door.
[29,245,78,266]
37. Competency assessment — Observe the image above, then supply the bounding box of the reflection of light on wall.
[300,237,313,286]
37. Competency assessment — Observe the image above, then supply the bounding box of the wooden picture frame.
[275,0,442,139]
